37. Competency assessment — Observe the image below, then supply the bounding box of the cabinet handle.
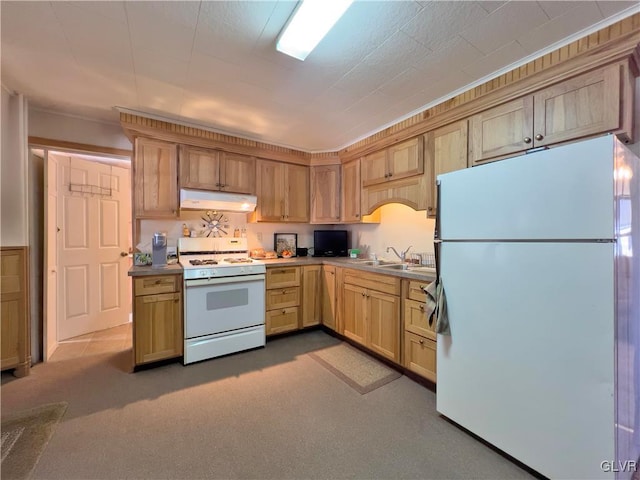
[215,182,221,187]
[361,292,366,297]
[355,213,360,218]
[388,172,393,177]
[282,290,287,294]
[155,280,162,284]
[419,304,424,311]
[384,173,389,178]
[174,299,179,303]
[523,137,532,144]
[535,134,544,141]
[282,309,286,314]
[366,294,370,298]
[419,339,424,345]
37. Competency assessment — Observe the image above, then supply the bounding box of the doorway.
[41,148,132,360]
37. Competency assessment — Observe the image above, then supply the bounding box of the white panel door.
[438,135,616,240]
[437,240,615,479]
[57,154,131,340]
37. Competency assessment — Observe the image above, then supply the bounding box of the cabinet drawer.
[343,269,400,296]
[404,298,436,340]
[407,280,428,302]
[134,275,180,296]
[404,332,436,382]
[266,307,299,335]
[266,267,300,288]
[266,287,300,310]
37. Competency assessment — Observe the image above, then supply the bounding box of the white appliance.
[435,135,640,479]
[179,189,257,212]
[178,237,266,365]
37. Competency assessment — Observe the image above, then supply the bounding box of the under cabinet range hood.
[179,189,257,212]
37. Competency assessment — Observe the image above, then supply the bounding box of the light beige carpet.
[309,343,401,394]
[1,402,67,480]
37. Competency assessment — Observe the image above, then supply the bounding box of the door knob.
[120,251,129,257]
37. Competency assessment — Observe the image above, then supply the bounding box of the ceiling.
[2,1,638,152]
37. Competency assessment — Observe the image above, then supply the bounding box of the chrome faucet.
[386,245,412,263]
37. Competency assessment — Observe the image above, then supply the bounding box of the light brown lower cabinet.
[403,280,437,382]
[404,331,436,382]
[301,265,321,328]
[1,247,31,377]
[133,275,183,366]
[321,265,337,331]
[342,270,400,363]
[266,266,301,336]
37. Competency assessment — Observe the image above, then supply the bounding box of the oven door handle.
[185,274,266,287]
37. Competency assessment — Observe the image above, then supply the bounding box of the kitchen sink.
[375,262,409,270]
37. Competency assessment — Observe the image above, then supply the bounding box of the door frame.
[33,142,132,361]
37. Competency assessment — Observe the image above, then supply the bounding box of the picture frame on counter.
[274,233,297,258]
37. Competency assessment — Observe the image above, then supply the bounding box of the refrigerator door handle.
[434,180,441,284]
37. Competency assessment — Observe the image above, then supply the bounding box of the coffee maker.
[151,232,167,268]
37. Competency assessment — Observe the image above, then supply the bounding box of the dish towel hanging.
[423,278,450,335]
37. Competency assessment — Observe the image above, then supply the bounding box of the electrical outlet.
[257,232,263,241]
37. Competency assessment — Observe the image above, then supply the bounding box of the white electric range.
[178,237,266,365]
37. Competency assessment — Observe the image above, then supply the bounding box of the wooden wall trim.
[121,115,315,166]
[28,137,132,158]
[339,15,640,160]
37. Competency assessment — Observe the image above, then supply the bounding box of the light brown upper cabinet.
[310,165,341,223]
[425,120,469,217]
[469,64,624,165]
[252,160,309,223]
[179,145,255,194]
[340,160,380,224]
[134,137,178,218]
[362,137,424,187]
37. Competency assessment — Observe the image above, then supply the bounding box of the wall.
[346,203,434,261]
[1,88,29,246]
[139,212,317,255]
[29,109,132,151]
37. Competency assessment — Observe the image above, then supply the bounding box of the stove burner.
[189,259,218,266]
[223,258,253,264]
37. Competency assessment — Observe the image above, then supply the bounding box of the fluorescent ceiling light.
[277,0,353,61]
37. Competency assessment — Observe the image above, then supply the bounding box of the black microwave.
[313,230,348,257]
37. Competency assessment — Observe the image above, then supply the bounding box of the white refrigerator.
[435,135,639,479]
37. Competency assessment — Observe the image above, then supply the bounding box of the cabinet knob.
[355,213,360,218]
[384,173,389,178]
[419,339,424,345]
[361,292,366,297]
[535,134,544,141]
[523,137,532,144]
[388,172,392,177]
[282,309,286,314]
[282,290,286,294]
[419,304,424,311]
[215,183,221,187]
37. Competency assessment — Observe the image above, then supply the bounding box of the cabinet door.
[427,120,468,217]
[341,160,361,222]
[220,152,255,194]
[387,137,424,182]
[266,307,299,335]
[342,283,367,346]
[255,160,286,222]
[285,164,310,222]
[362,149,388,187]
[468,96,534,165]
[404,332,436,382]
[368,289,400,362]
[533,65,621,147]
[179,146,220,190]
[310,165,340,223]
[134,138,178,217]
[301,265,322,327]
[134,292,182,365]
[404,298,436,341]
[1,249,27,371]
[321,265,336,330]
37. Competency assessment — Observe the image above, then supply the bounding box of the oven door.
[184,274,265,339]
